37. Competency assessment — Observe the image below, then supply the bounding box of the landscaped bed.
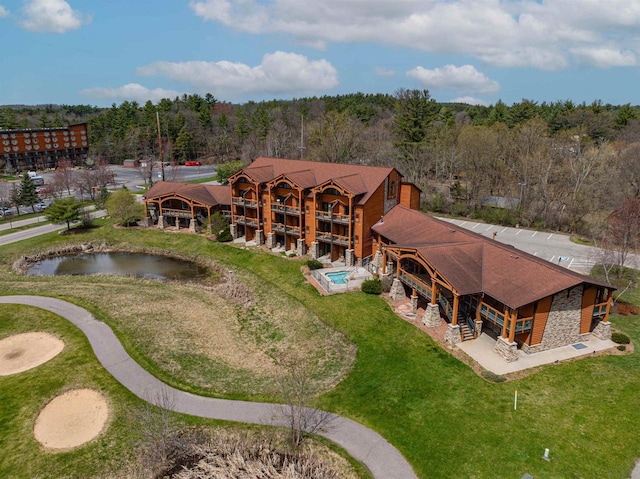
[1,220,639,478]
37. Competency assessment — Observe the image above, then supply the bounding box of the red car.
[185,161,201,166]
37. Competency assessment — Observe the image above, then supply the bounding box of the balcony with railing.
[479,302,532,334]
[232,197,258,208]
[272,223,301,236]
[271,203,300,215]
[234,216,259,228]
[161,208,193,219]
[592,302,608,319]
[315,211,351,225]
[315,232,349,246]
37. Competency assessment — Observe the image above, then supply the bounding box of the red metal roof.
[373,205,612,309]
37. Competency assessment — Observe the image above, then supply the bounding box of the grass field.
[1,222,639,478]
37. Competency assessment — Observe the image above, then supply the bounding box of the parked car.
[34,202,47,212]
[185,161,201,166]
[0,209,13,218]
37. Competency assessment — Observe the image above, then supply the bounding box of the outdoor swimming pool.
[326,270,350,284]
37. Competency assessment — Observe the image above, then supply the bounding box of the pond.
[26,252,208,280]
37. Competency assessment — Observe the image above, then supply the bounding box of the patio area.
[457,333,618,375]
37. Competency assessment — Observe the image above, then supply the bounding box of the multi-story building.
[228,157,420,265]
[0,123,89,171]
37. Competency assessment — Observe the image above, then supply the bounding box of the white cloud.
[136,51,339,98]
[0,5,9,18]
[407,65,500,94]
[189,0,640,70]
[80,84,181,103]
[375,67,396,77]
[570,46,638,68]
[449,96,490,106]
[20,0,90,33]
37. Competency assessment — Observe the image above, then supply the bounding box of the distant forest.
[2,91,640,235]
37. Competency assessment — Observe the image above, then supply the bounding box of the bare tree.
[598,198,640,279]
[274,354,334,447]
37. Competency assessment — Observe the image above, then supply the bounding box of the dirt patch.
[0,332,64,376]
[34,388,109,450]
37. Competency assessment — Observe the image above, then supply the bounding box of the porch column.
[451,293,459,326]
[381,249,387,274]
[411,289,418,312]
[501,307,510,339]
[430,278,437,305]
[604,289,613,322]
[508,310,517,343]
[348,195,353,251]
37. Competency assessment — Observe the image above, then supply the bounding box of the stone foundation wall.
[592,320,612,340]
[310,241,319,260]
[345,249,355,267]
[296,238,306,257]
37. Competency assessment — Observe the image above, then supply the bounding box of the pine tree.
[46,197,81,230]
[19,172,39,212]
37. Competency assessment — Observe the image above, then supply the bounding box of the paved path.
[0,295,417,479]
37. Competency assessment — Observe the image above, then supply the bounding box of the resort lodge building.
[371,205,614,361]
[142,156,614,361]
[228,157,420,264]
[1,123,89,171]
[143,181,231,232]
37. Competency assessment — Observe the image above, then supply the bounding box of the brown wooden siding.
[361,183,387,259]
[530,296,553,345]
[400,183,421,210]
[581,286,598,334]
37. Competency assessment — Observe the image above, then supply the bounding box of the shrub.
[216,226,232,242]
[617,345,626,351]
[481,370,506,383]
[612,332,631,344]
[306,259,323,270]
[361,278,382,295]
[617,303,640,316]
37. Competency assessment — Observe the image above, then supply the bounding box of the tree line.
[1,91,640,236]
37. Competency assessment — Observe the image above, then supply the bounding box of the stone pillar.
[297,238,306,256]
[387,261,394,276]
[345,249,355,267]
[475,319,483,337]
[592,321,612,340]
[310,241,320,260]
[389,278,406,301]
[230,223,238,239]
[372,250,382,271]
[266,232,275,249]
[410,294,418,313]
[189,219,198,233]
[141,216,153,227]
[206,223,213,235]
[255,229,264,245]
[494,336,519,362]
[445,324,462,345]
[422,303,441,328]
[157,215,165,230]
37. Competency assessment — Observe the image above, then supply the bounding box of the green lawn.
[1,224,639,478]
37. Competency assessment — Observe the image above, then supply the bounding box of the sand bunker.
[0,332,64,376]
[34,388,109,450]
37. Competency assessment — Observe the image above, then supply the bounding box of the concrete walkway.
[0,295,417,479]
[457,332,617,375]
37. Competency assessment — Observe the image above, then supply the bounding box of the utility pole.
[156,111,165,181]
[298,114,305,159]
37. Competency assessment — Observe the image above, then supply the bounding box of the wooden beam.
[508,310,517,343]
[430,278,437,305]
[501,307,509,338]
[452,294,459,326]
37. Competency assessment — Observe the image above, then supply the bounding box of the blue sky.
[1,0,639,107]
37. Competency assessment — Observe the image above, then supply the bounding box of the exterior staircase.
[458,312,475,341]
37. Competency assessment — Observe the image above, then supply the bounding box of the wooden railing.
[232,197,258,208]
[234,216,259,228]
[592,302,608,319]
[315,211,351,224]
[315,232,349,246]
[272,223,301,236]
[479,303,506,328]
[161,208,193,219]
[398,270,432,301]
[271,204,300,215]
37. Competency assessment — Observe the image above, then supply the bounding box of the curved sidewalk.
[0,295,418,479]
